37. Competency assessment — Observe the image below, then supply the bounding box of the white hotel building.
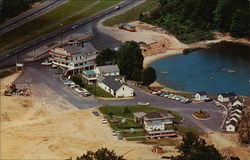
[49,42,97,74]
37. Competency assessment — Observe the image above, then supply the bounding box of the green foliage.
[140,0,250,43]
[117,41,144,79]
[95,48,117,66]
[230,9,250,37]
[131,69,142,82]
[76,147,125,160]
[142,67,157,86]
[123,107,131,114]
[173,132,223,160]
[0,69,15,78]
[1,0,43,22]
[71,75,83,86]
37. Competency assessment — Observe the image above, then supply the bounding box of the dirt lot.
[205,132,250,160]
[0,73,175,160]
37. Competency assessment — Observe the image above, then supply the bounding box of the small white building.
[229,98,243,107]
[194,91,207,101]
[98,76,134,98]
[95,65,120,77]
[229,115,240,123]
[218,92,237,102]
[226,120,237,132]
[82,70,97,84]
[143,112,174,132]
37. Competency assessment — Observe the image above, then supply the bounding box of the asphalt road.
[14,61,226,133]
[0,0,68,35]
[0,0,141,69]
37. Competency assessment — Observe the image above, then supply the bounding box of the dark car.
[92,111,100,116]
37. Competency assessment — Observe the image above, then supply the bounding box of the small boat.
[227,69,236,74]
[161,71,169,74]
[209,76,214,80]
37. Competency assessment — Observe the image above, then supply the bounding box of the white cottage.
[95,65,120,77]
[194,91,208,101]
[229,98,243,107]
[143,112,174,132]
[98,76,134,98]
[218,92,237,102]
[226,120,237,132]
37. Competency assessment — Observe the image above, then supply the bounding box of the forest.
[140,0,250,43]
[0,0,43,23]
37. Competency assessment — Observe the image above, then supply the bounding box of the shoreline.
[144,39,250,68]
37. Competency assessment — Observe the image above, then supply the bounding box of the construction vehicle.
[151,145,164,154]
[119,24,136,32]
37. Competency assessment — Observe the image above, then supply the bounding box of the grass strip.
[0,0,121,54]
[103,0,158,26]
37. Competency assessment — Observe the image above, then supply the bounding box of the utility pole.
[15,53,18,72]
[60,23,63,46]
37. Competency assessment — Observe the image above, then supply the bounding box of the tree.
[117,41,144,79]
[173,132,223,160]
[230,9,250,37]
[95,48,116,66]
[76,148,125,160]
[131,69,142,82]
[142,67,157,86]
[123,107,131,114]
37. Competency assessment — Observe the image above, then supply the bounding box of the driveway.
[14,61,226,133]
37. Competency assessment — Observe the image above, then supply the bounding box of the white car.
[101,119,107,124]
[74,88,88,93]
[112,130,117,136]
[138,102,150,106]
[41,61,52,65]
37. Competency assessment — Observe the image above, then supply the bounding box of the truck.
[119,24,136,32]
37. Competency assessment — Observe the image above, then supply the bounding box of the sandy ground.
[205,132,250,160]
[98,21,250,68]
[0,73,171,160]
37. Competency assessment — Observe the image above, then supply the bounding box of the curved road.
[0,0,68,35]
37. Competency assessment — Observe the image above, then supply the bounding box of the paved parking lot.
[14,61,226,133]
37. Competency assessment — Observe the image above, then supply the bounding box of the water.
[150,42,250,96]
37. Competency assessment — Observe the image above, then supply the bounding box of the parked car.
[112,130,117,136]
[101,119,107,124]
[74,88,87,93]
[82,92,91,97]
[204,98,212,102]
[138,102,150,106]
[92,111,100,116]
[117,133,123,140]
[41,60,51,65]
[69,84,79,88]
[53,70,63,74]
[63,80,74,85]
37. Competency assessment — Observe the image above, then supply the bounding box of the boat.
[209,76,214,80]
[227,69,236,74]
[161,71,169,74]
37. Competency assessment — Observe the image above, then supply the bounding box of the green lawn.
[83,83,114,98]
[103,0,158,26]
[109,118,142,130]
[99,105,165,119]
[0,0,121,54]
[122,131,147,137]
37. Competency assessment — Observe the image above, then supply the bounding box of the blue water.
[150,42,250,96]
